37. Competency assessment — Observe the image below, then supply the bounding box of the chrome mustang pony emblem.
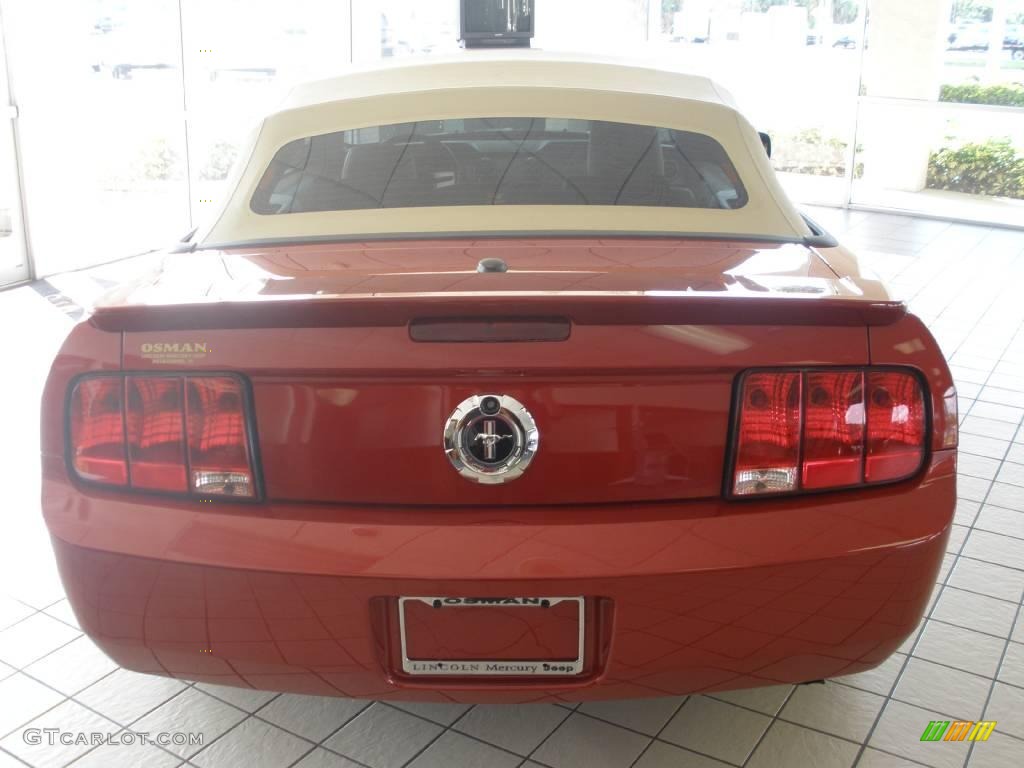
[443,395,539,484]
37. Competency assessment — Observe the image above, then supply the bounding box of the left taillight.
[69,377,127,485]
[730,367,934,498]
[69,374,257,499]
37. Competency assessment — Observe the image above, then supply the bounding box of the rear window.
[250,117,748,214]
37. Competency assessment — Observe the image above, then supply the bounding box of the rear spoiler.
[91,293,906,332]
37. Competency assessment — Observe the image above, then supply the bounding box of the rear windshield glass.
[250,117,748,214]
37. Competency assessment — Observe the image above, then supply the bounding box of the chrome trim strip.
[398,596,585,677]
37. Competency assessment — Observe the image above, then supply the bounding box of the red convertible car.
[41,53,957,703]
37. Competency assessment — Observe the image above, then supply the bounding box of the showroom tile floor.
[1,206,1023,767]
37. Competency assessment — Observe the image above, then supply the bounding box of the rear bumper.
[42,451,956,703]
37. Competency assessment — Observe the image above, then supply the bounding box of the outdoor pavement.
[0,206,1023,767]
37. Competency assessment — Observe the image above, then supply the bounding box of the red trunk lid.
[102,238,893,506]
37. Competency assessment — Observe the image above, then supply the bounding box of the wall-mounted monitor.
[460,0,535,48]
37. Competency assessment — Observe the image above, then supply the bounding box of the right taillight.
[864,371,926,483]
[731,368,929,497]
[69,373,257,500]
[186,377,255,498]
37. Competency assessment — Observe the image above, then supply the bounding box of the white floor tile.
[965,730,1024,768]
[70,733,181,768]
[76,668,188,726]
[454,703,570,755]
[532,713,650,768]
[323,703,441,768]
[948,559,1024,603]
[131,687,247,759]
[23,635,118,695]
[997,641,1024,688]
[41,599,81,630]
[0,612,80,668]
[746,720,858,768]
[258,693,369,743]
[857,747,930,767]
[931,587,1018,638]
[660,696,771,765]
[709,685,793,716]
[985,682,1024,740]
[892,656,992,721]
[388,700,471,726]
[868,699,972,768]
[292,747,363,768]
[914,620,1006,677]
[407,731,520,768]
[779,682,885,742]
[192,717,311,768]
[0,597,33,632]
[195,682,278,713]
[578,696,685,736]
[0,699,117,768]
[632,740,732,768]
[0,672,64,739]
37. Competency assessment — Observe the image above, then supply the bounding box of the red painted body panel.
[40,237,957,700]
[171,320,862,506]
[45,452,952,701]
[91,238,903,331]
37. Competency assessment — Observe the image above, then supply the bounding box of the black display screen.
[462,0,533,37]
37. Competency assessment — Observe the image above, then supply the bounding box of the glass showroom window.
[3,0,1022,279]
[0,7,28,286]
[180,0,353,224]
[5,0,190,275]
[853,0,1024,227]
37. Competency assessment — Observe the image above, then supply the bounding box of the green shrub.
[927,139,1024,198]
[769,128,861,177]
[200,141,239,181]
[939,83,1024,106]
[134,137,183,183]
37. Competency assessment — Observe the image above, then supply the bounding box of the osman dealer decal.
[139,341,210,365]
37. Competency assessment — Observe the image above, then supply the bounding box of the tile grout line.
[738,686,799,768]
[964,559,1024,762]
[279,699,375,768]
[182,690,286,765]
[390,701,479,768]
[622,696,688,768]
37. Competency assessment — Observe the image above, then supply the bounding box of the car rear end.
[39,237,957,702]
[39,59,957,701]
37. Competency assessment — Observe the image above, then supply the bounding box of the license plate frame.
[397,596,585,677]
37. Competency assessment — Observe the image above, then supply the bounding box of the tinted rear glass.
[251,117,748,215]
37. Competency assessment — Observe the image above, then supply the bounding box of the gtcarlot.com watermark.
[23,729,203,748]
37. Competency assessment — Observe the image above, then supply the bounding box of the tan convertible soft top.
[197,50,812,248]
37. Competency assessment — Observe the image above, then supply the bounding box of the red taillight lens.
[69,377,127,485]
[865,371,926,483]
[731,368,928,497]
[733,372,801,495]
[186,377,254,498]
[941,386,958,449]
[69,374,256,500]
[126,376,187,492]
[802,371,865,489]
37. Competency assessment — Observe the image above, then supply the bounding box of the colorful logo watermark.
[920,721,996,742]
